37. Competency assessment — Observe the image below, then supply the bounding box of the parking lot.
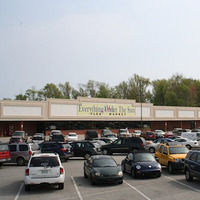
[1,137,200,200]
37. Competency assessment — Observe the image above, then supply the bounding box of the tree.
[15,93,27,100]
[42,83,62,99]
[96,82,111,98]
[58,82,72,99]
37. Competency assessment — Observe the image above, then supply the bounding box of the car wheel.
[186,145,192,150]
[185,169,193,181]
[24,184,31,191]
[131,168,136,178]
[149,147,155,153]
[17,157,25,166]
[157,172,161,177]
[121,163,126,173]
[90,175,95,185]
[168,163,173,174]
[84,169,87,178]
[118,180,123,184]
[102,149,109,155]
[58,183,64,190]
[84,153,91,160]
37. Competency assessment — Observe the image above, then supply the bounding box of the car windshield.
[169,147,189,154]
[30,157,59,167]
[68,133,77,137]
[0,144,9,151]
[133,153,156,162]
[33,137,43,140]
[93,158,117,167]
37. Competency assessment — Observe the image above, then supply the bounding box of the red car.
[0,143,11,166]
[144,131,156,140]
[163,132,175,138]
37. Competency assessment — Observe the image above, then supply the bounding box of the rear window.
[30,157,59,167]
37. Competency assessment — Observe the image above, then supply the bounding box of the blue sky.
[1,0,200,99]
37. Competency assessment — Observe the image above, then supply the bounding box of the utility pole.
[139,82,143,132]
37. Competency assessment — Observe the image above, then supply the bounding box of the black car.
[85,130,98,140]
[121,151,162,178]
[184,150,200,181]
[49,134,65,142]
[70,141,101,159]
[101,137,145,155]
[40,142,73,161]
[84,155,123,185]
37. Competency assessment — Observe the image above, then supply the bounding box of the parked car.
[154,130,165,139]
[97,137,113,144]
[7,143,40,166]
[143,131,156,140]
[164,132,176,138]
[0,143,11,167]
[34,133,45,139]
[31,135,44,144]
[67,132,78,141]
[9,137,25,144]
[70,140,101,159]
[155,142,189,173]
[103,134,118,141]
[117,128,130,137]
[24,153,65,191]
[40,142,73,161]
[49,134,65,142]
[85,130,98,140]
[121,151,162,178]
[92,139,107,146]
[101,137,145,155]
[145,138,174,153]
[11,131,28,142]
[172,128,183,136]
[83,155,123,185]
[174,137,198,149]
[49,130,63,140]
[132,130,142,137]
[184,150,200,181]
[101,129,113,137]
[181,132,200,141]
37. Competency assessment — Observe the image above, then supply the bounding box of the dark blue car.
[121,151,162,178]
[184,150,200,181]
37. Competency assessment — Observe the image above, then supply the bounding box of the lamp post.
[139,82,143,132]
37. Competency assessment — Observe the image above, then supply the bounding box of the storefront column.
[165,121,167,132]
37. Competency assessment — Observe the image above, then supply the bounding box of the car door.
[194,153,200,178]
[188,152,198,176]
[124,153,133,173]
[8,144,17,162]
[111,139,128,153]
[72,142,84,157]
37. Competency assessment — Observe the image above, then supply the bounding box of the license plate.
[41,170,48,174]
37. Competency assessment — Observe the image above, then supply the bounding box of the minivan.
[181,132,200,140]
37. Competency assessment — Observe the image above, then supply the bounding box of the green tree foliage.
[42,83,62,99]
[11,73,200,107]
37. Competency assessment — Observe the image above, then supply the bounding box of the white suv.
[24,153,65,191]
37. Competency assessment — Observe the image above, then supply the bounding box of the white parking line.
[163,175,200,193]
[124,180,151,200]
[71,176,83,200]
[14,183,23,200]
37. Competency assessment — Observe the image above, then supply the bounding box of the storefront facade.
[1,97,200,136]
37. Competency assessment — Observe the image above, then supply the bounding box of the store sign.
[78,103,135,116]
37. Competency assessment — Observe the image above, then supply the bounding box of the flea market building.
[0,97,200,136]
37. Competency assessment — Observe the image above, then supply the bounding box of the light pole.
[139,82,143,132]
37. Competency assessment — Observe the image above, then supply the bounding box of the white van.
[181,132,200,140]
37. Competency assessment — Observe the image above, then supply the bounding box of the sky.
[1,0,200,100]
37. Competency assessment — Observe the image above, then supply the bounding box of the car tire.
[121,163,126,173]
[157,172,161,177]
[185,169,193,181]
[17,157,25,166]
[168,163,173,174]
[131,168,136,178]
[58,183,64,190]
[84,169,87,178]
[118,180,123,184]
[102,149,109,155]
[149,147,155,153]
[84,153,91,160]
[24,184,31,191]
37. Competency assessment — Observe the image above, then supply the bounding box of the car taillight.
[141,143,145,147]
[29,151,32,156]
[60,167,64,174]
[61,148,67,152]
[25,168,29,176]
